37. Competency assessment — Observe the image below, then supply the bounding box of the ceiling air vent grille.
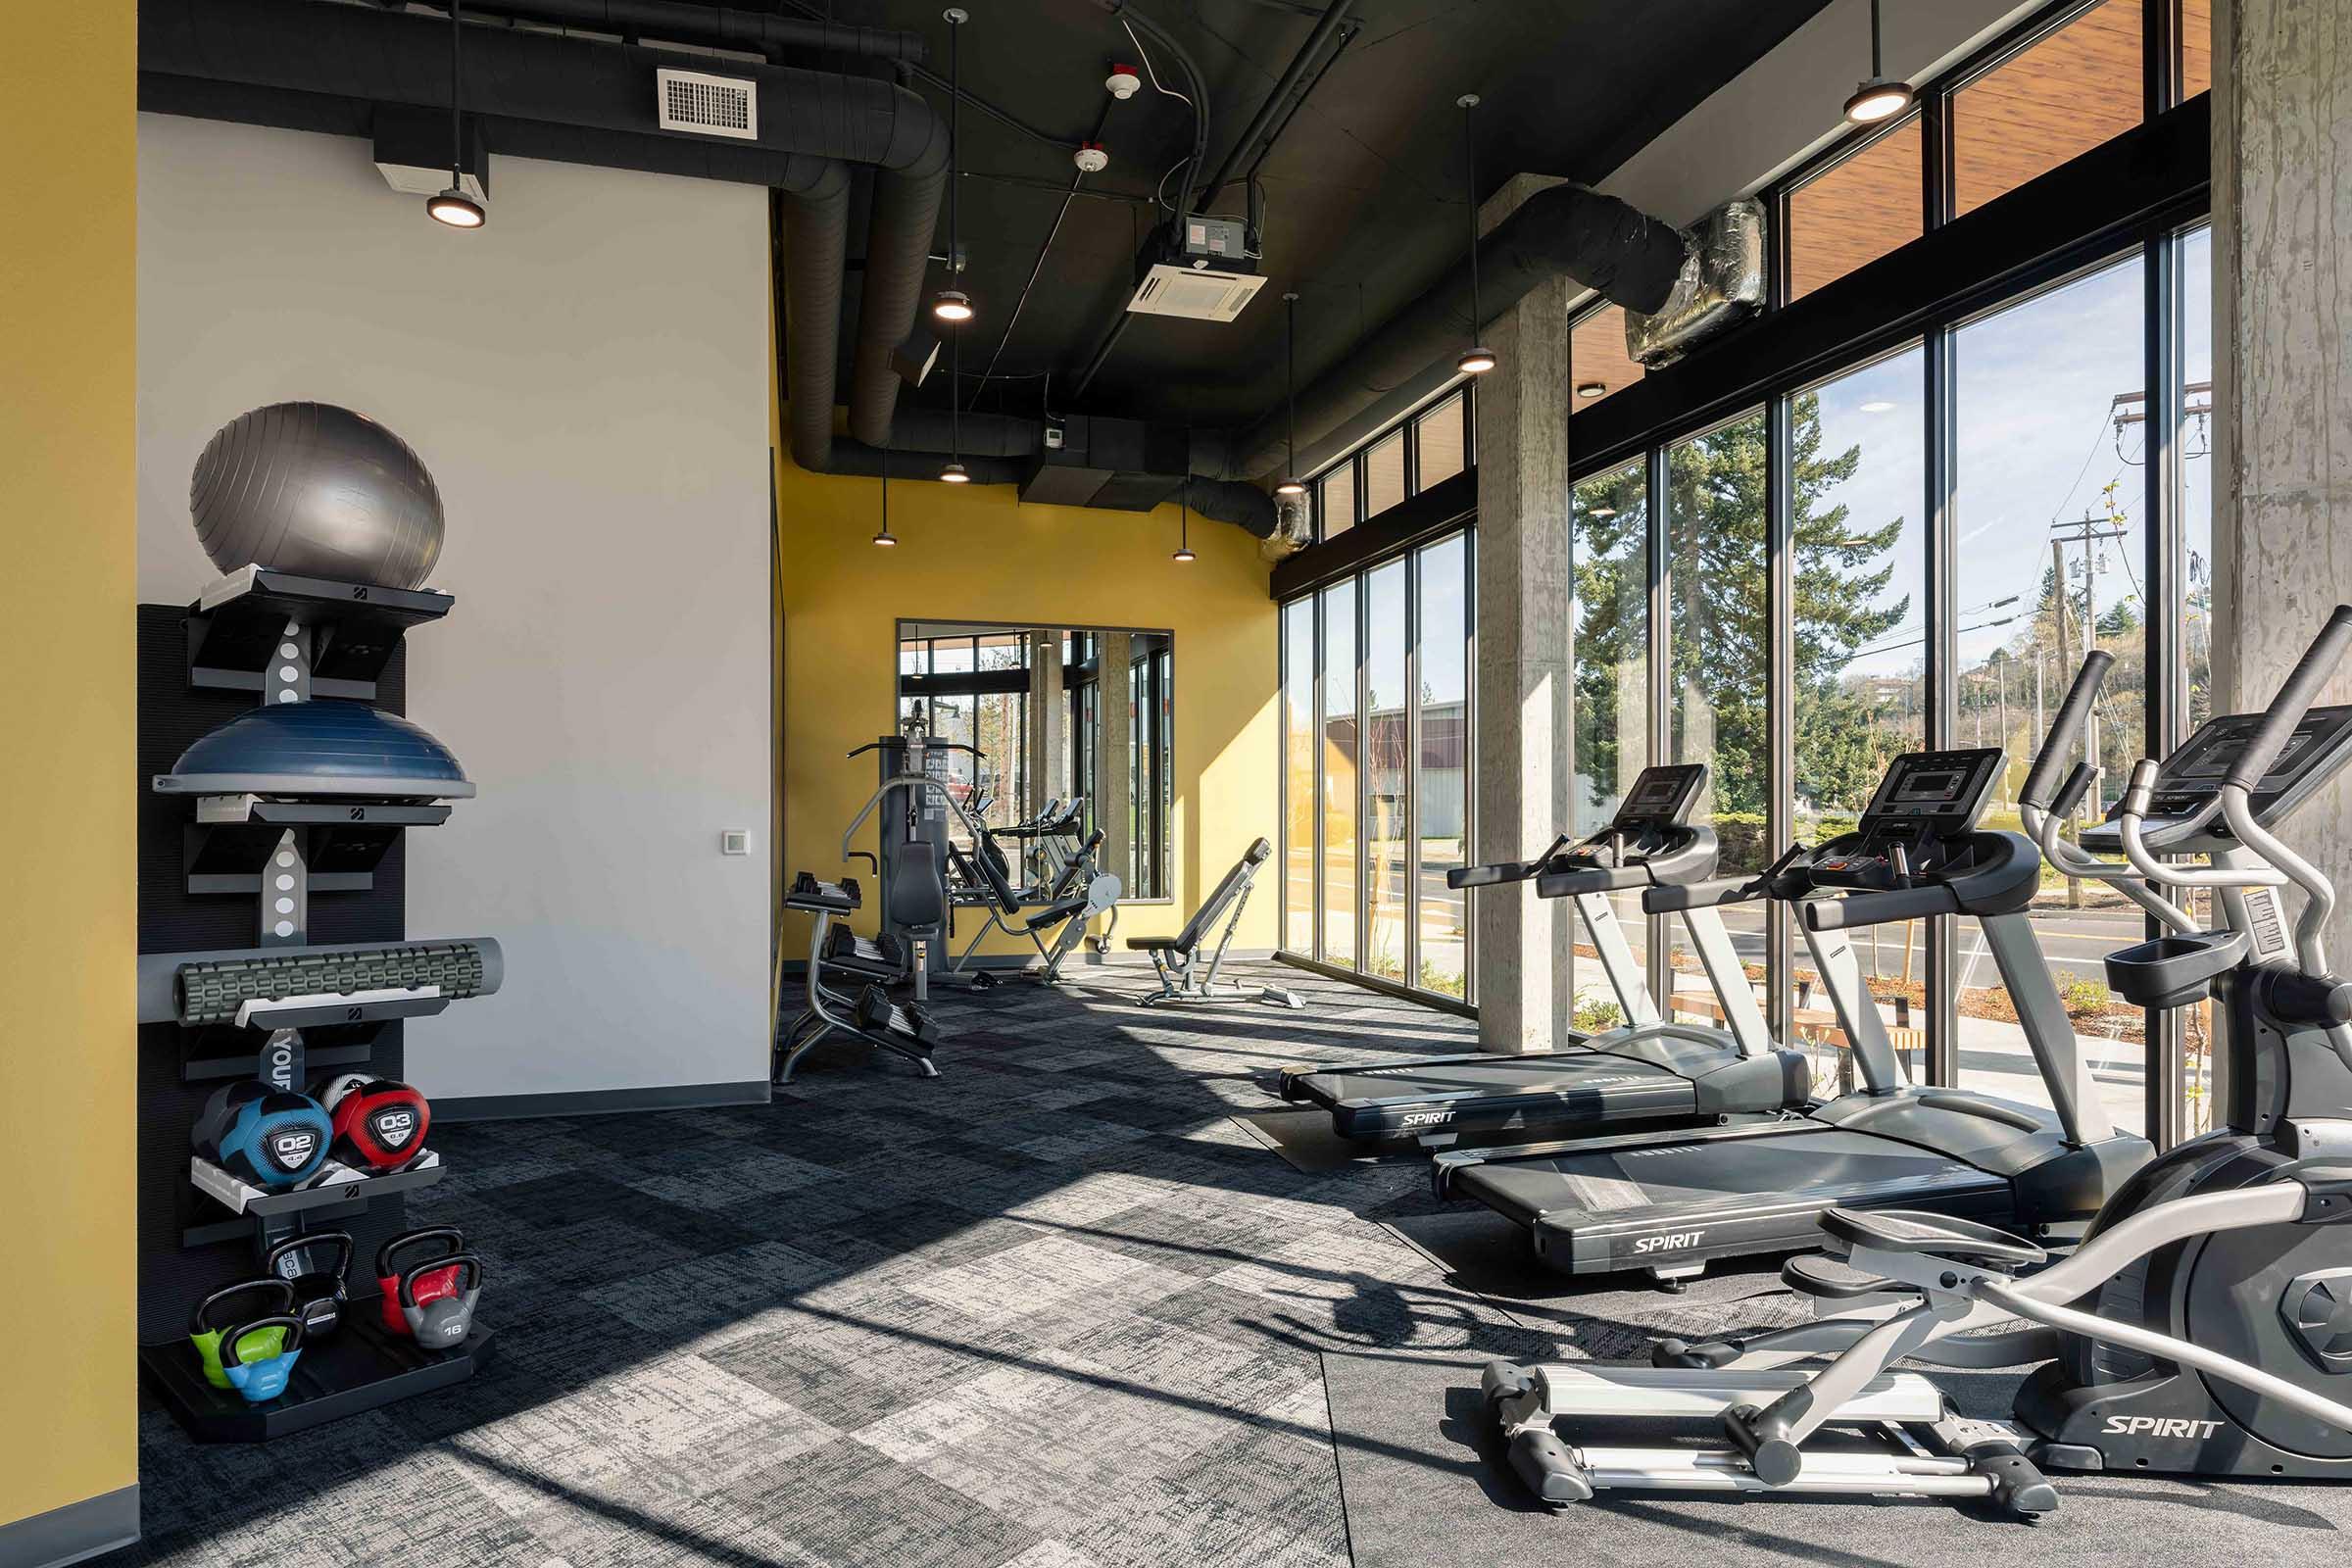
[656,69,758,139]
[1125,264,1267,323]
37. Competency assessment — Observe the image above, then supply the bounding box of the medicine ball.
[316,1074,430,1170]
[194,1080,333,1189]
[188,403,444,590]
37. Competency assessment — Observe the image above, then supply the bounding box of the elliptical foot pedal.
[1944,1420,2060,1516]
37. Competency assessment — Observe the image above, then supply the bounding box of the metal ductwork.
[1229,180,1691,479]
[812,409,1280,538]
[139,0,946,473]
[443,0,927,64]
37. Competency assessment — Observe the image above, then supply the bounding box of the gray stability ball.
[189,403,445,590]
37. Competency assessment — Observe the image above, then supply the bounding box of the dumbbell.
[192,1080,332,1189]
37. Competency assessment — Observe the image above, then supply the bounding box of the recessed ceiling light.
[1860,399,1896,413]
[1576,380,1606,399]
[1587,505,1617,518]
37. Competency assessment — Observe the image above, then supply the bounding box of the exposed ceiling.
[824,0,1835,433]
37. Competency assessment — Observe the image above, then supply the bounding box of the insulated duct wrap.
[175,941,501,1026]
[1625,199,1766,368]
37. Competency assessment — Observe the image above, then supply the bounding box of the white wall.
[137,113,774,1103]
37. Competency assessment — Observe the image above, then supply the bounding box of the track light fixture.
[1455,93,1494,376]
[873,441,898,546]
[426,1,484,228]
[1275,292,1307,497]
[1843,0,1915,123]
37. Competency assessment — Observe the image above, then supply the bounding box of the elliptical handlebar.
[2222,604,2352,793]
[2021,650,2113,811]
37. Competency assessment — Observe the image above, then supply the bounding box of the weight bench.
[947,831,1121,989]
[1126,838,1303,1009]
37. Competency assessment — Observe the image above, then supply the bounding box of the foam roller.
[176,941,493,1026]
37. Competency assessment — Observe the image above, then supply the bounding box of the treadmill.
[1433,740,2154,1287]
[1278,764,1810,1149]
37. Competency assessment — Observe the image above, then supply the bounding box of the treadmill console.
[2081,704,2352,855]
[1808,748,2005,891]
[1607,764,1707,832]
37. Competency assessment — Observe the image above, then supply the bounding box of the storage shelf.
[141,1313,493,1444]
[188,1150,443,1223]
[186,566,453,698]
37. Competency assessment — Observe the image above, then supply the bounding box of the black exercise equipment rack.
[137,574,493,1444]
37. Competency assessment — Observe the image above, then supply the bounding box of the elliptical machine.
[1483,609,2352,1509]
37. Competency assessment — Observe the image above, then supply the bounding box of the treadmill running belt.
[1454,1126,2016,1276]
[1297,1054,1701,1140]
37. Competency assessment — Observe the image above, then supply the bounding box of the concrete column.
[1099,632,1132,885]
[1473,176,1578,1053]
[2211,0,2352,958]
[1028,627,1063,816]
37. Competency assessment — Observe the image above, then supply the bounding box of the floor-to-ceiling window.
[1568,461,1650,1027]
[1363,561,1410,985]
[1281,599,1316,953]
[1664,409,1771,1030]
[1556,0,2208,1140]
[1788,348,1929,1070]
[1279,528,1477,1004]
[1417,534,1473,998]
[1953,253,2150,1135]
[1321,579,1360,967]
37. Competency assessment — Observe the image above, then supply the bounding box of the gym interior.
[8,0,2352,1564]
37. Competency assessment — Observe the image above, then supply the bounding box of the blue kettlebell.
[218,1313,306,1403]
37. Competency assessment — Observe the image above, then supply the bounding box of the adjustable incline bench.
[1126,839,1303,1009]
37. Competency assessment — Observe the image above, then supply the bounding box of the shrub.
[1573,998,1626,1034]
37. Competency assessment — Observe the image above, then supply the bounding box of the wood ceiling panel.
[1953,0,2145,216]
[1789,118,1924,301]
[1571,306,1645,409]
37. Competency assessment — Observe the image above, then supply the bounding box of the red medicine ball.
[317,1074,430,1170]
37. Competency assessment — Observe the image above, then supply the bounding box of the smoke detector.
[1075,142,1109,174]
[656,68,759,139]
[1106,64,1142,99]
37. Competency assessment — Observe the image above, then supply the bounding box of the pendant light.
[1843,0,1915,124]
[1274,292,1306,498]
[425,1,485,228]
[1454,94,1494,376]
[1172,485,1195,564]
[932,10,973,323]
[939,8,970,481]
[872,439,898,546]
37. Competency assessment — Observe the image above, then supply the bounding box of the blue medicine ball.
[194,1081,334,1190]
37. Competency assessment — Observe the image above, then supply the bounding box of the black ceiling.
[823,0,1832,432]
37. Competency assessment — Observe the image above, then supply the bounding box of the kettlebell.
[188,1279,295,1390]
[264,1231,353,1342]
[375,1227,466,1337]
[218,1313,306,1403]
[400,1253,483,1351]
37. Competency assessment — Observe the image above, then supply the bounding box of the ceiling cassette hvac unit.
[1124,218,1265,322]
[656,68,759,139]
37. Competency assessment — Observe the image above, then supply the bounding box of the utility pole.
[2051,502,2127,907]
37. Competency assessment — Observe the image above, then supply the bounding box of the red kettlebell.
[375,1227,465,1337]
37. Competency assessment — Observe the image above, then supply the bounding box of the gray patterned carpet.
[121,963,1572,1568]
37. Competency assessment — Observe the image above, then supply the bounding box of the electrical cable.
[965,169,1085,412]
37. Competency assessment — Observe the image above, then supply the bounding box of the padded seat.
[1023,898,1088,932]
[1125,936,1180,952]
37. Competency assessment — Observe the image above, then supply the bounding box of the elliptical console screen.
[1610,764,1707,828]
[1859,749,2003,832]
[2135,705,2352,822]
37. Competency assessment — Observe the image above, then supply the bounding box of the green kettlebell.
[189,1279,295,1389]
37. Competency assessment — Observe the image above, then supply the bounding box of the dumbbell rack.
[134,571,496,1443]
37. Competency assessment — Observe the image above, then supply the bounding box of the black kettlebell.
[399,1253,484,1351]
[264,1231,353,1342]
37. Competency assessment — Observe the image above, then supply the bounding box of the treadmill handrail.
[1644,869,1776,915]
[1802,882,1959,931]
[1536,863,1651,899]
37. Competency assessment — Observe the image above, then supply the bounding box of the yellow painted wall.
[773,446,1282,959]
[0,0,139,1539]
